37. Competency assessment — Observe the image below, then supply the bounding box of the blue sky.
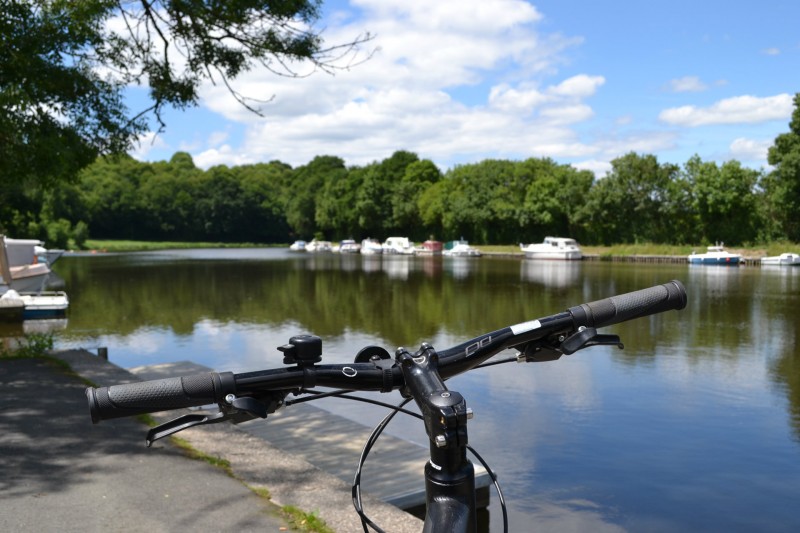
[129,0,800,176]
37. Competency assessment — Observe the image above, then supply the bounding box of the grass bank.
[84,240,799,257]
[84,240,278,252]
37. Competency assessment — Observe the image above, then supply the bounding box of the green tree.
[682,155,760,245]
[78,155,148,239]
[578,153,678,244]
[392,159,442,240]
[1,0,371,190]
[354,151,419,237]
[285,155,346,238]
[316,166,362,239]
[520,158,593,242]
[764,93,800,240]
[137,156,201,239]
[437,160,518,243]
[238,162,293,243]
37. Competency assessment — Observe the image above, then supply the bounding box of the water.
[32,250,800,531]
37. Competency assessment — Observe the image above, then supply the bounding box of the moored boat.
[688,244,741,265]
[443,240,482,257]
[416,240,443,256]
[289,240,307,252]
[1,235,53,292]
[360,238,383,255]
[382,237,415,255]
[306,239,333,253]
[337,239,362,254]
[0,289,69,321]
[761,252,800,266]
[520,237,582,260]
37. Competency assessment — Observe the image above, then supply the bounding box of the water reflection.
[520,260,582,288]
[444,256,478,279]
[20,251,800,532]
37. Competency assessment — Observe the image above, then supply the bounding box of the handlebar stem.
[397,344,477,532]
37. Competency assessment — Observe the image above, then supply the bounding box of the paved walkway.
[0,350,422,532]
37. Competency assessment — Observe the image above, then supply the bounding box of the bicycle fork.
[397,343,477,533]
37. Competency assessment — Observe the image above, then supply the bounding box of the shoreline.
[483,251,765,266]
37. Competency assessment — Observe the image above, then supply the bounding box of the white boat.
[4,237,63,266]
[337,239,362,254]
[416,240,443,256]
[35,245,64,266]
[520,237,582,260]
[688,244,741,266]
[6,264,51,292]
[443,240,482,257]
[289,240,307,252]
[382,237,416,255]
[360,238,383,255]
[761,253,800,266]
[1,235,53,292]
[0,289,69,321]
[306,239,333,253]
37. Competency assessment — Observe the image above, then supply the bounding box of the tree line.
[3,4,798,250]
[2,93,799,249]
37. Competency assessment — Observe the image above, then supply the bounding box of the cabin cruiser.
[761,253,800,266]
[5,237,63,266]
[337,239,362,254]
[1,235,52,292]
[360,238,383,255]
[305,239,333,253]
[382,237,416,255]
[443,240,482,257]
[520,237,582,260]
[688,244,741,265]
[289,240,307,252]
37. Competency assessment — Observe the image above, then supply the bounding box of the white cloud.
[130,131,168,159]
[540,104,594,124]
[728,137,772,162]
[206,130,230,147]
[762,47,780,56]
[572,159,612,177]
[185,0,597,169]
[658,94,793,127]
[194,145,254,168]
[668,76,708,93]
[549,74,606,97]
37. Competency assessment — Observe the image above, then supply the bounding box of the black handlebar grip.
[568,280,687,329]
[86,372,235,423]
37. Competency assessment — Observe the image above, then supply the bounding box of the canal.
[29,249,800,531]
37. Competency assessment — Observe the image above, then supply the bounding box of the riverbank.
[80,239,799,258]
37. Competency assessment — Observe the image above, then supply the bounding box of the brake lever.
[146,411,230,446]
[561,327,623,355]
[518,327,624,362]
[145,395,276,446]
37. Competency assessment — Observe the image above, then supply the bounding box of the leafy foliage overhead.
[0,0,371,188]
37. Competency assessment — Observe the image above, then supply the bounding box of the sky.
[128,0,800,176]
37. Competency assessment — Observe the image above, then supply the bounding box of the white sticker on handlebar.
[510,320,541,335]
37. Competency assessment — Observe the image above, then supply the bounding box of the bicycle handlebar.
[568,278,687,329]
[86,280,687,424]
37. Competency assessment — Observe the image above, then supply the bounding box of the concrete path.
[0,350,423,532]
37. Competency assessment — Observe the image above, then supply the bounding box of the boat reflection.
[521,260,582,288]
[687,263,744,293]
[382,255,413,280]
[444,256,477,279]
